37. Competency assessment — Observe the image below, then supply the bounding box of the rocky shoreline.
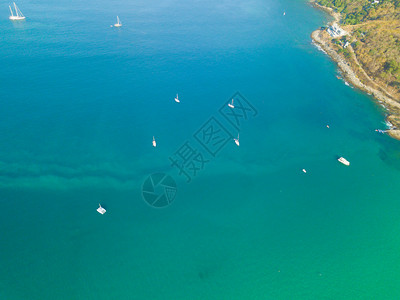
[310,1,400,140]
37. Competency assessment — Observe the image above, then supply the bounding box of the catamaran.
[234,133,240,146]
[97,204,106,215]
[9,2,25,20]
[228,99,234,109]
[174,94,180,103]
[114,16,122,27]
[152,136,157,147]
[338,157,350,166]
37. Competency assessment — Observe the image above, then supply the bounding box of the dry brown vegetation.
[349,20,400,97]
[316,0,400,99]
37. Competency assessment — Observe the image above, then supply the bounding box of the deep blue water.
[1,0,400,299]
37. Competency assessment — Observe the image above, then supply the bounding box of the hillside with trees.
[315,0,400,97]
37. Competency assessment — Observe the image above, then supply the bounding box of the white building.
[327,23,348,38]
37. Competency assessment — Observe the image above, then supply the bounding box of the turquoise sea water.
[1,0,400,299]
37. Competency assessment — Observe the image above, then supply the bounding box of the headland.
[310,0,400,139]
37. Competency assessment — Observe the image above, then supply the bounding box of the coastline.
[310,1,400,140]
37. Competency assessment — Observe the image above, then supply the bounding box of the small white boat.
[174,93,180,103]
[152,136,157,147]
[228,99,234,109]
[302,169,307,173]
[114,16,122,27]
[234,133,239,146]
[338,157,350,166]
[283,11,286,16]
[375,129,386,134]
[9,2,25,20]
[97,204,106,214]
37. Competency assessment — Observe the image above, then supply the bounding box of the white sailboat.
[114,16,122,27]
[9,2,25,20]
[234,133,240,146]
[228,99,234,109]
[97,204,106,215]
[152,136,157,147]
[174,93,180,103]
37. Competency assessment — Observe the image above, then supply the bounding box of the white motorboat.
[338,157,350,166]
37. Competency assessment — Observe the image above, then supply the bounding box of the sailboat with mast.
[97,204,106,215]
[234,133,240,146]
[114,16,122,27]
[9,2,25,20]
